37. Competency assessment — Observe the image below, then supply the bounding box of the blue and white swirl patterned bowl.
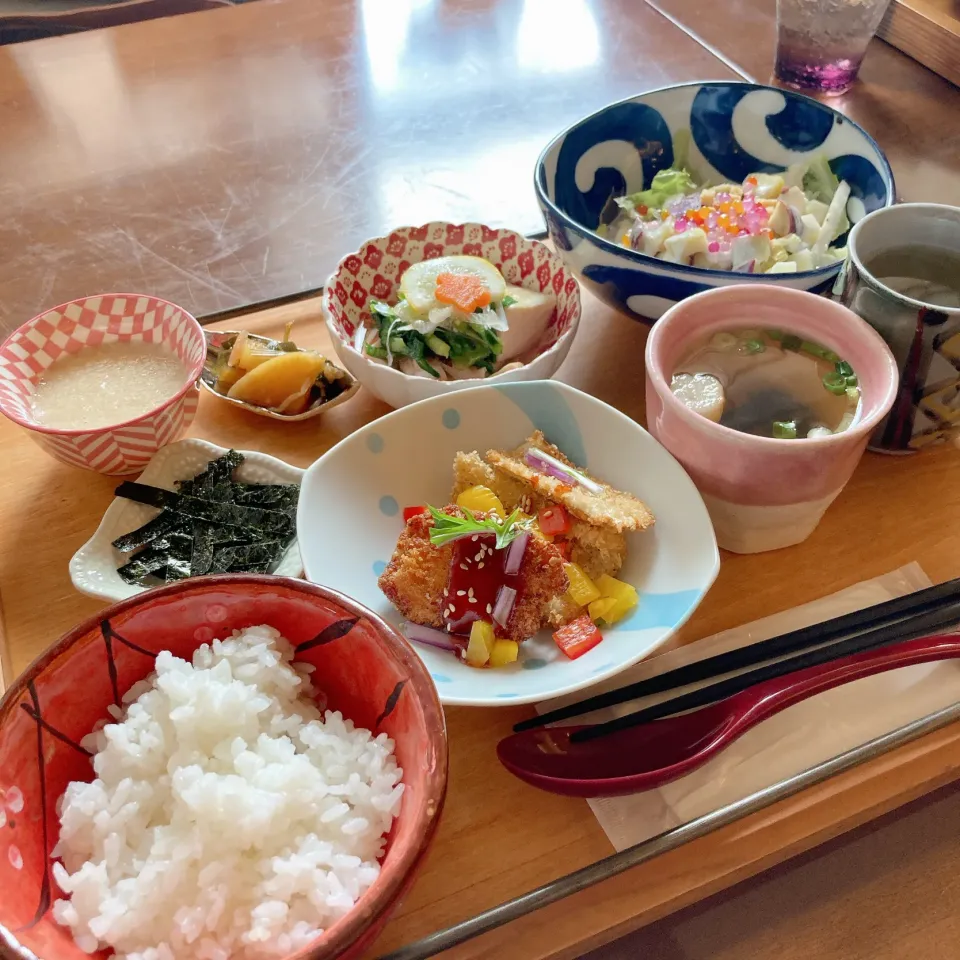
[297,381,719,707]
[535,81,896,322]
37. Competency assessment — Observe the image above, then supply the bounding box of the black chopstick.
[568,596,960,743]
[515,577,960,733]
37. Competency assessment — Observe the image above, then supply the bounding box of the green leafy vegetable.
[500,295,519,309]
[365,300,501,375]
[623,168,697,211]
[801,155,840,205]
[427,506,532,550]
[772,420,798,440]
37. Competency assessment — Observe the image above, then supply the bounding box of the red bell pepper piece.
[538,504,571,536]
[553,614,603,660]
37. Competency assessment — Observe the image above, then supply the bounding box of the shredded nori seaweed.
[112,450,298,587]
[190,522,218,577]
[112,511,183,552]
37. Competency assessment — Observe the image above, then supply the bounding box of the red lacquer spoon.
[497,633,960,797]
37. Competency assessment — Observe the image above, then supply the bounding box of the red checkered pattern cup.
[0,294,205,475]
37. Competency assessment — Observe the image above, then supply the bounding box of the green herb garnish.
[500,295,518,309]
[366,299,501,375]
[772,420,798,439]
[428,506,532,550]
[822,371,848,394]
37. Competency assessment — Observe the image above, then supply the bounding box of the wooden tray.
[878,0,960,87]
[2,290,960,959]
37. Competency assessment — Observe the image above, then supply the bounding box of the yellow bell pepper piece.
[588,597,617,623]
[466,620,496,667]
[596,574,639,623]
[489,639,519,667]
[564,563,601,607]
[456,485,505,518]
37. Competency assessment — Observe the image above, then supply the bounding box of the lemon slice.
[399,256,506,313]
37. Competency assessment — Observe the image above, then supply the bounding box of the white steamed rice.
[51,625,404,960]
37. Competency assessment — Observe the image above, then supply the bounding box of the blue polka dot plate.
[297,381,719,706]
[535,81,895,322]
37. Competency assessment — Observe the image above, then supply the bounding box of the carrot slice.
[435,272,491,313]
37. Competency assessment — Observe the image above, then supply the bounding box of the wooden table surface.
[2,2,960,958]
[0,0,741,332]
[1,0,959,336]
[1,289,960,959]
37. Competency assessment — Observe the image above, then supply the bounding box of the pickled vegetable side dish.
[206,323,351,416]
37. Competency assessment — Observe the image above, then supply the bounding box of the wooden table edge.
[877,0,960,88]
[404,718,960,959]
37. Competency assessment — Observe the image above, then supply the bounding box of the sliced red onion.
[524,448,602,494]
[492,586,517,628]
[787,205,803,236]
[402,621,457,651]
[503,532,529,575]
[732,259,756,274]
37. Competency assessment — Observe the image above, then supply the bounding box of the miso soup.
[670,329,860,440]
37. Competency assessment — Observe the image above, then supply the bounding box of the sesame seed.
[472,535,478,542]
[457,590,466,597]
[486,604,493,614]
[459,563,468,570]
[469,596,477,604]
[474,552,483,562]
[443,588,448,597]
[478,562,484,569]
[468,588,475,597]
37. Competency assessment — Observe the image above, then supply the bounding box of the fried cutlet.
[377,506,569,643]
[451,451,628,581]
[486,431,655,533]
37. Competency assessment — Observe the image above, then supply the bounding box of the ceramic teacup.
[839,203,960,453]
[645,285,898,554]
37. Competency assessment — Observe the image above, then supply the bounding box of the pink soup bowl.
[0,294,205,476]
[0,575,448,960]
[645,285,899,554]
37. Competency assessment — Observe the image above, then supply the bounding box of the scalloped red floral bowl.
[0,576,448,960]
[322,222,582,408]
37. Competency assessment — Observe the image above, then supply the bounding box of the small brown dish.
[200,329,360,421]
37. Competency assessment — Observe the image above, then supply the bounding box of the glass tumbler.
[775,0,893,95]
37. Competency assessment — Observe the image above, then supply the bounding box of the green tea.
[864,244,960,309]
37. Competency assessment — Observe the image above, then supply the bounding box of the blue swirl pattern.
[535,82,895,323]
[554,102,673,230]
